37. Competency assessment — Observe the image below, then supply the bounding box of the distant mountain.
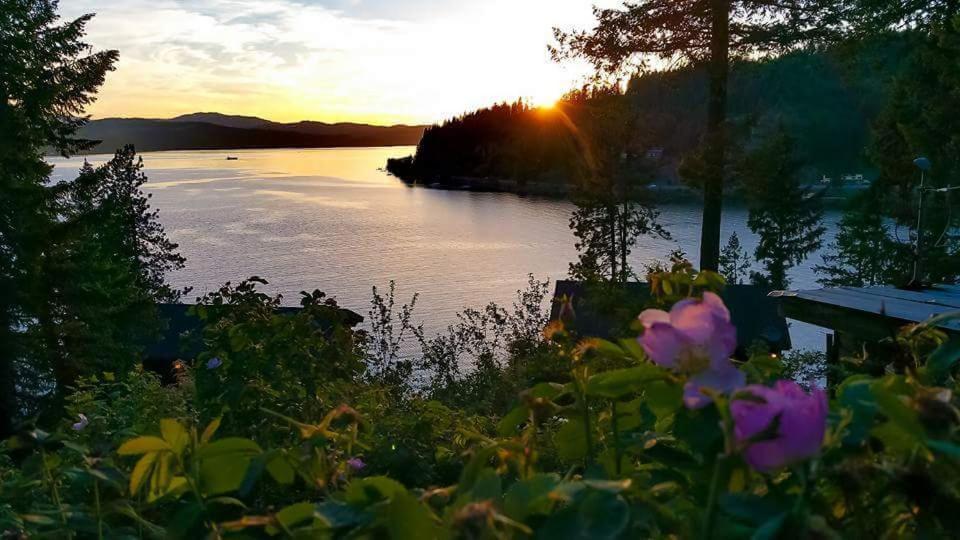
[76,113,427,153]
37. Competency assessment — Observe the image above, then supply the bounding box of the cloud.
[61,0,602,124]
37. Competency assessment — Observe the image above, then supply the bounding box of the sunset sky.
[61,0,616,126]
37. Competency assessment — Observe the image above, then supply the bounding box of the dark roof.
[550,281,791,354]
[145,303,363,363]
[774,284,960,341]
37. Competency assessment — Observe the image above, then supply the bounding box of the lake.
[49,147,840,352]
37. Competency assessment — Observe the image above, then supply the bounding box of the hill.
[77,114,427,153]
[387,35,912,194]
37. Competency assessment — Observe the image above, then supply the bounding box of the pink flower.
[637,292,743,408]
[731,380,828,472]
[346,458,365,471]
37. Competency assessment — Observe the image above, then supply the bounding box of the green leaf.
[586,365,665,399]
[266,454,295,485]
[870,379,925,440]
[618,338,647,362]
[927,439,960,458]
[266,502,316,535]
[555,418,588,462]
[201,417,222,444]
[645,379,683,417]
[927,339,960,380]
[118,436,171,456]
[504,473,561,521]
[576,489,629,539]
[200,454,253,495]
[160,419,188,455]
[196,437,262,460]
[129,452,158,495]
[386,490,439,540]
[497,405,530,437]
[147,475,188,503]
[752,512,788,540]
[344,476,407,507]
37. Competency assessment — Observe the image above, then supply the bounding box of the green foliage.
[815,199,911,286]
[719,232,752,285]
[4,268,960,538]
[738,128,826,290]
[190,278,366,440]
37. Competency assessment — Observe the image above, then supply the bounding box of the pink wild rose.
[731,380,828,472]
[637,292,743,408]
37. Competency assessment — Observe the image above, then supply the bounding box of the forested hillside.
[388,34,912,191]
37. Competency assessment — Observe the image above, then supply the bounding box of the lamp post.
[907,157,931,289]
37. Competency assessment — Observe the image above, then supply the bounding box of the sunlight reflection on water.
[49,147,840,352]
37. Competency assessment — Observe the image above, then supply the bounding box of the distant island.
[76,112,427,153]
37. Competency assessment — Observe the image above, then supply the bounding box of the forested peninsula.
[387,34,910,198]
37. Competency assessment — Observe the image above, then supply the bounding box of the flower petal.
[637,308,670,328]
[639,323,686,368]
[683,363,746,409]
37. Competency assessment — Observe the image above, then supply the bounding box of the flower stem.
[703,454,729,540]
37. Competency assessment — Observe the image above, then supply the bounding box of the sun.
[529,89,562,109]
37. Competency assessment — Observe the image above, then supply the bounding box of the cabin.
[550,281,791,357]
[142,303,364,383]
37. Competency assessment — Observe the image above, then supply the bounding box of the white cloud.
[60,0,605,124]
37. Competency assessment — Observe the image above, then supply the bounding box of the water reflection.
[50,147,840,351]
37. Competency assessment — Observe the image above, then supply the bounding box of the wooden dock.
[772,285,960,342]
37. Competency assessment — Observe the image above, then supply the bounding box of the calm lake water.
[49,147,840,351]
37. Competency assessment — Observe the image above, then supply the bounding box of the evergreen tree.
[815,202,909,286]
[719,232,751,284]
[739,128,825,290]
[858,19,960,285]
[40,146,185,383]
[552,0,839,271]
[0,0,118,436]
[565,86,667,283]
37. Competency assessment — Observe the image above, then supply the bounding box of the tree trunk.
[700,0,730,271]
[608,204,618,281]
[619,204,628,282]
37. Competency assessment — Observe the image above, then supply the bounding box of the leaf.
[118,436,171,456]
[200,454,253,495]
[21,514,57,525]
[196,437,262,460]
[575,489,630,539]
[926,339,960,380]
[645,380,683,417]
[554,418,588,462]
[586,365,665,399]
[147,475,188,503]
[870,379,925,440]
[927,439,960,458]
[266,502,316,535]
[208,496,248,509]
[344,476,407,507]
[504,473,561,521]
[160,419,188,455]
[497,405,530,437]
[386,490,439,540]
[201,417,222,444]
[266,454,295,485]
[618,338,648,362]
[129,452,158,495]
[752,512,788,540]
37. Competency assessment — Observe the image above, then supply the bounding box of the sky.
[61,0,615,125]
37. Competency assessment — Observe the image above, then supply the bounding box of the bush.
[2,272,960,538]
